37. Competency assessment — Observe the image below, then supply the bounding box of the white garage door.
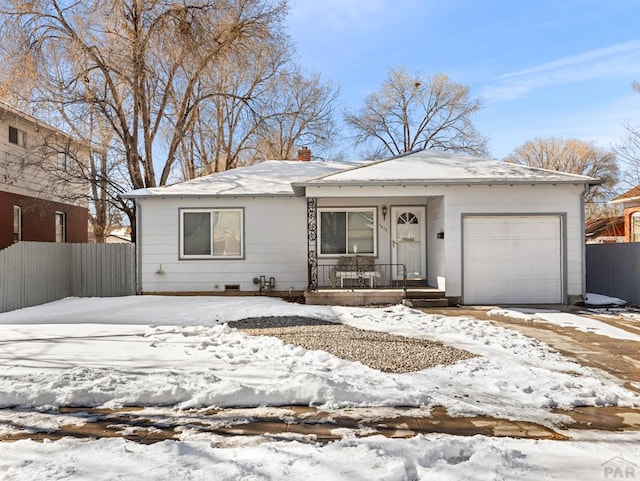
[463,216,562,304]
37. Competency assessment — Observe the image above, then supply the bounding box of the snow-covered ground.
[488,292,640,342]
[583,293,627,307]
[1,296,639,480]
[3,433,640,481]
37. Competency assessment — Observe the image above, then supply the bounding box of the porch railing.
[315,262,407,294]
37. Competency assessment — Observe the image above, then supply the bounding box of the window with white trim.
[180,208,244,259]
[9,126,27,147]
[13,205,21,243]
[632,212,640,242]
[319,208,376,256]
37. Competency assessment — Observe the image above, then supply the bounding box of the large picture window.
[180,208,243,259]
[319,208,376,256]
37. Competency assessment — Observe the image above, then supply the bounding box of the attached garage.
[463,215,563,304]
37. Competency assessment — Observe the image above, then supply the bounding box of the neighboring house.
[88,225,132,244]
[123,149,599,305]
[610,186,640,242]
[0,101,90,250]
[585,216,624,244]
[105,226,132,244]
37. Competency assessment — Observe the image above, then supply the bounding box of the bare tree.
[175,52,339,179]
[615,123,640,190]
[173,42,291,178]
[505,137,618,212]
[344,67,488,159]
[251,69,339,162]
[0,0,288,230]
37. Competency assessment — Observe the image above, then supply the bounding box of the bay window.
[180,208,243,259]
[319,208,376,256]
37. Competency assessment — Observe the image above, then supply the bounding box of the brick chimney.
[297,146,311,162]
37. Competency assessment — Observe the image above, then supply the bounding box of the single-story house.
[123,149,599,305]
[610,186,640,242]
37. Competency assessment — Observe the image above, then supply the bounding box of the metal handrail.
[314,263,408,291]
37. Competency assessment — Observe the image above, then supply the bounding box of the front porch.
[304,287,453,307]
[307,260,451,306]
[304,193,450,306]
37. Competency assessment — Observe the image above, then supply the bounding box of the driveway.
[423,305,640,394]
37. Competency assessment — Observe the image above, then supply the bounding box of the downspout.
[135,200,143,294]
[579,183,591,304]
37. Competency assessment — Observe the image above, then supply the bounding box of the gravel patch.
[229,316,476,373]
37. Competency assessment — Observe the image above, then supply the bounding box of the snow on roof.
[123,160,353,198]
[123,150,600,199]
[298,149,600,186]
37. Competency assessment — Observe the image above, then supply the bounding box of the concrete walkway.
[2,403,639,445]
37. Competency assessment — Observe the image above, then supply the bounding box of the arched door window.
[397,212,419,225]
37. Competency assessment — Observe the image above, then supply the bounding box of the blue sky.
[287,0,640,160]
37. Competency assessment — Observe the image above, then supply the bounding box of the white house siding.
[443,184,585,303]
[426,197,445,290]
[137,180,586,301]
[308,182,586,303]
[315,196,436,266]
[137,196,308,293]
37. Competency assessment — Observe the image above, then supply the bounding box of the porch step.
[404,289,450,308]
[404,298,451,308]
[405,289,445,300]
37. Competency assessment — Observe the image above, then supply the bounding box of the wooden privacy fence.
[586,242,640,304]
[0,242,136,313]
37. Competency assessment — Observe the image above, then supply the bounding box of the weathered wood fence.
[0,242,136,313]
[586,243,640,304]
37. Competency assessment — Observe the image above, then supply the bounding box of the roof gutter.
[610,195,640,205]
[120,192,302,200]
[294,179,603,189]
[0,101,94,151]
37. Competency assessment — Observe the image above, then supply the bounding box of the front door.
[391,206,426,280]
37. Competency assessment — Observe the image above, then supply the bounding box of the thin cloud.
[289,0,388,31]
[289,0,431,32]
[483,39,640,102]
